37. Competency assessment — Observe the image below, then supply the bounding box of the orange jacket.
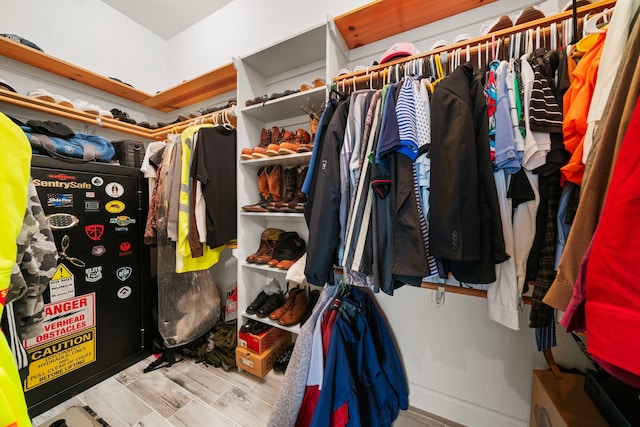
[561,32,606,185]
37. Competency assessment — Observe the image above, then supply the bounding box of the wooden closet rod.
[0,89,156,139]
[152,105,238,140]
[333,0,616,86]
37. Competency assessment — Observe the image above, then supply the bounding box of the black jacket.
[305,99,350,286]
[429,63,508,283]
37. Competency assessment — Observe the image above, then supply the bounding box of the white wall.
[0,0,167,94]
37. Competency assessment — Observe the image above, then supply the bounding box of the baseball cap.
[380,42,419,64]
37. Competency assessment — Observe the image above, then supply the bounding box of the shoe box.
[530,370,608,427]
[236,333,291,378]
[238,326,289,354]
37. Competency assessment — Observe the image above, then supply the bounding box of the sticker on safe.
[116,267,132,281]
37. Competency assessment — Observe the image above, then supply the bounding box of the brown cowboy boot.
[246,228,283,263]
[268,167,296,211]
[280,166,308,212]
[267,164,283,205]
[241,166,271,212]
[254,228,284,264]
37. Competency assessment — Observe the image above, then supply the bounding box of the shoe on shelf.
[300,289,321,326]
[256,288,285,318]
[267,129,295,156]
[52,94,74,108]
[268,167,297,212]
[246,278,282,314]
[241,166,273,212]
[72,99,101,115]
[240,319,259,334]
[281,166,308,213]
[110,108,137,124]
[279,128,310,155]
[271,231,306,268]
[241,128,270,160]
[269,286,302,320]
[253,127,280,158]
[251,321,270,335]
[246,228,285,263]
[278,288,309,327]
[27,88,56,103]
[274,343,295,373]
[313,78,326,88]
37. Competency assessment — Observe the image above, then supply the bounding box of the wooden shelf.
[334,0,496,49]
[0,37,152,103]
[242,312,301,335]
[0,36,236,113]
[240,152,312,168]
[141,63,237,112]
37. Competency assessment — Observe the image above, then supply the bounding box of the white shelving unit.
[235,20,347,340]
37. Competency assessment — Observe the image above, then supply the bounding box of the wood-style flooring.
[32,355,462,427]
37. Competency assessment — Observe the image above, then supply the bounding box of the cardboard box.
[236,333,291,377]
[224,283,238,322]
[238,325,289,354]
[530,370,608,427]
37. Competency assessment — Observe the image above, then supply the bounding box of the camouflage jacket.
[8,180,58,339]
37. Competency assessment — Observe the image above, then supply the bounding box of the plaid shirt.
[530,172,561,328]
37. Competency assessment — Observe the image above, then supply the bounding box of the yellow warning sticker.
[24,328,96,391]
[52,264,73,280]
[49,263,75,302]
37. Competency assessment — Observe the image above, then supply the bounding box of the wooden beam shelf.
[141,63,237,112]
[334,0,496,49]
[0,36,237,113]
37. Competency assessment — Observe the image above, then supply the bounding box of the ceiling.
[101,0,234,40]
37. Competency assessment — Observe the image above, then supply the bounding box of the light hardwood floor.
[32,355,463,427]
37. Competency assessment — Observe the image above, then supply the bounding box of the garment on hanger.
[190,126,237,248]
[544,10,640,312]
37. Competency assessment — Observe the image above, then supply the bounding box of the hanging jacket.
[0,112,33,427]
[305,100,350,286]
[430,63,508,284]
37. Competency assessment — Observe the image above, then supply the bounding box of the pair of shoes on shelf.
[481,6,546,35]
[273,343,295,373]
[27,88,74,108]
[267,166,308,213]
[300,78,326,92]
[267,231,306,270]
[269,286,309,326]
[241,165,308,213]
[111,108,137,124]
[278,128,312,155]
[240,319,270,335]
[245,278,285,318]
[245,95,269,107]
[241,127,312,160]
[245,228,306,270]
